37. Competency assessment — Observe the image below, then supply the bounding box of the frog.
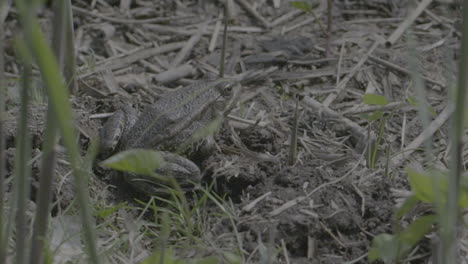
[100,78,240,196]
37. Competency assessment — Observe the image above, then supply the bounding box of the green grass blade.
[14,2,100,262]
[15,63,33,264]
[0,0,7,261]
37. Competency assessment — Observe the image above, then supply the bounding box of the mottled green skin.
[123,78,235,150]
[101,78,238,195]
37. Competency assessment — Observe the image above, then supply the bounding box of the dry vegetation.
[1,0,467,263]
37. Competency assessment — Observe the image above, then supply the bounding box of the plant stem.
[442,1,468,262]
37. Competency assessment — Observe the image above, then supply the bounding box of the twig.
[145,24,264,36]
[169,23,206,69]
[219,5,229,77]
[303,96,369,150]
[90,112,113,119]
[368,55,445,88]
[209,12,222,52]
[227,114,268,127]
[154,64,194,84]
[342,101,410,115]
[323,40,381,107]
[283,14,322,34]
[79,41,185,78]
[325,0,333,57]
[143,24,195,35]
[207,25,264,33]
[352,183,365,217]
[424,8,461,37]
[386,0,433,46]
[119,0,131,13]
[225,42,241,75]
[306,236,316,259]
[72,6,192,24]
[346,17,404,24]
[101,69,120,93]
[288,57,339,65]
[319,221,347,248]
[336,43,345,85]
[281,239,290,264]
[391,104,454,167]
[273,0,280,9]
[268,196,307,217]
[288,98,300,166]
[401,112,407,150]
[242,192,271,212]
[234,0,270,28]
[272,67,353,81]
[270,9,302,27]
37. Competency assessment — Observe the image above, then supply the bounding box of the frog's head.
[213,79,238,97]
[212,78,241,115]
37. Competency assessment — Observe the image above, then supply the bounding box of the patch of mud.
[205,119,396,262]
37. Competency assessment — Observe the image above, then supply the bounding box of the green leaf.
[100,149,164,175]
[363,94,389,106]
[398,214,436,249]
[222,252,242,264]
[407,168,436,203]
[395,195,419,219]
[362,111,384,121]
[368,233,399,263]
[407,168,468,208]
[191,256,220,264]
[142,247,183,264]
[95,202,126,219]
[369,215,436,263]
[459,176,468,207]
[465,110,468,128]
[290,1,312,12]
[407,96,418,107]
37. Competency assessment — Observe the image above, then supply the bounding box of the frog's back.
[122,80,223,149]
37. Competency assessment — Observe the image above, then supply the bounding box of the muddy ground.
[2,0,463,263]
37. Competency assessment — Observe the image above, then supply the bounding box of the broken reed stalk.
[325,0,332,57]
[288,96,300,166]
[219,2,229,78]
[386,0,433,47]
[0,4,6,263]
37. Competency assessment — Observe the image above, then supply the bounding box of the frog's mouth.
[217,83,242,117]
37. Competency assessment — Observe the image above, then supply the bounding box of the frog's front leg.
[100,105,138,153]
[124,151,201,196]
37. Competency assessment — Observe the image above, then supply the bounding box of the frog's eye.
[219,82,234,97]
